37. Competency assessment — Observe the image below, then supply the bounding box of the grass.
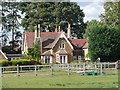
[2,72,118,88]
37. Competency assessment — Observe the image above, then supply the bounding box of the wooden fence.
[0,62,118,77]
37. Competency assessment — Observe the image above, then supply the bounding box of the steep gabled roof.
[24,32,88,50]
[51,32,73,50]
[24,32,61,48]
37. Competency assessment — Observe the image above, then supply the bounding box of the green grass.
[2,73,118,88]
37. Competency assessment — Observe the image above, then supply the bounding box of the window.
[45,56,50,64]
[60,43,65,49]
[60,56,62,64]
[60,55,67,64]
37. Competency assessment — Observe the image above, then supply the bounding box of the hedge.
[0,59,41,66]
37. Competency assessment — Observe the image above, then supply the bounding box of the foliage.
[70,60,79,63]
[18,2,85,38]
[27,41,41,62]
[2,46,21,54]
[100,1,119,27]
[1,60,8,66]
[0,59,41,66]
[86,22,120,62]
[1,2,22,46]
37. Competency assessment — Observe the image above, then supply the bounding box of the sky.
[76,0,105,22]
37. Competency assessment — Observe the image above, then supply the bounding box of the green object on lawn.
[92,72,95,76]
[85,72,88,76]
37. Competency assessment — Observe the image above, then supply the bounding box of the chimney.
[55,24,61,32]
[67,22,71,39]
[34,24,40,42]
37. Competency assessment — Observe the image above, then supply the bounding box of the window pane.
[60,43,65,49]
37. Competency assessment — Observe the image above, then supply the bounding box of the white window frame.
[44,56,52,64]
[59,55,67,64]
[60,43,65,49]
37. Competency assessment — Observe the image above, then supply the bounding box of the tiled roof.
[82,42,88,49]
[24,32,88,49]
[71,39,87,49]
[41,50,53,55]
[25,32,61,48]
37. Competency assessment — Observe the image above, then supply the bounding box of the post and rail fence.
[0,62,118,77]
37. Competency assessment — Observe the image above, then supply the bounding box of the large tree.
[18,2,85,38]
[1,2,22,46]
[86,21,120,62]
[100,1,119,27]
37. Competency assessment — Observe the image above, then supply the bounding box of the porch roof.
[55,49,68,55]
[41,50,53,56]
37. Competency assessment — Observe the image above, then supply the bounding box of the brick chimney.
[34,24,40,42]
[67,22,71,39]
[55,24,60,32]
[34,24,42,53]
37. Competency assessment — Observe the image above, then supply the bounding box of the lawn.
[2,73,118,88]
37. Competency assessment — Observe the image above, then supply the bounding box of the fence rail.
[0,62,118,77]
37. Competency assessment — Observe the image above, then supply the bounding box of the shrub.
[70,60,79,63]
[1,59,42,66]
[1,60,8,66]
[12,60,19,66]
[21,60,30,65]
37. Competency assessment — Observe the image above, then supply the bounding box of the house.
[1,45,22,60]
[23,24,88,64]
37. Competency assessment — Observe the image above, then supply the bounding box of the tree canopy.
[18,2,85,38]
[100,1,119,27]
[86,21,120,62]
[1,2,22,46]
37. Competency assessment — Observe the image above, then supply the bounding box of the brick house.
[23,24,88,64]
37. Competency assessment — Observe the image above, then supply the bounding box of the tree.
[100,1,119,27]
[84,20,101,38]
[1,2,21,46]
[86,22,120,62]
[27,41,41,62]
[18,2,85,38]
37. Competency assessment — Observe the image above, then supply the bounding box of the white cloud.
[78,1,104,22]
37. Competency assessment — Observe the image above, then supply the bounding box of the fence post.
[67,64,70,76]
[108,62,109,69]
[115,62,117,74]
[0,67,2,77]
[35,65,37,76]
[17,64,19,76]
[51,64,53,75]
[100,63,102,75]
[83,63,85,75]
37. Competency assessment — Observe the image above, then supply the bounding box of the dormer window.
[60,43,65,49]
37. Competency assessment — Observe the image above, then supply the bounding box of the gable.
[51,32,73,50]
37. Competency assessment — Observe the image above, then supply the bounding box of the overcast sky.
[76,0,105,22]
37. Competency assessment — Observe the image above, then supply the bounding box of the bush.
[1,59,42,66]
[1,60,8,66]
[12,60,19,66]
[70,60,79,63]
[21,60,30,65]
